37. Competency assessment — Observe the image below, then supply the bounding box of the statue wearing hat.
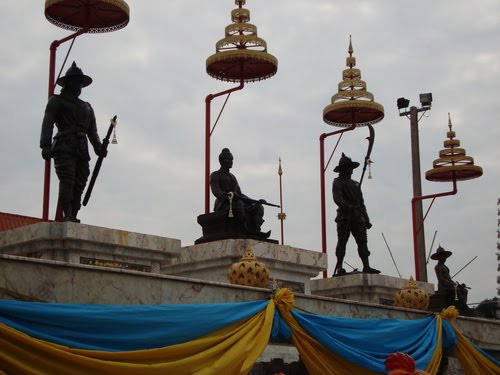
[40,62,106,222]
[431,245,470,312]
[332,153,380,275]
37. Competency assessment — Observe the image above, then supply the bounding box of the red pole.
[204,80,244,214]
[411,176,457,280]
[42,27,90,221]
[319,124,356,278]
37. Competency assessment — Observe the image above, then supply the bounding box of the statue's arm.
[40,97,59,159]
[332,180,351,209]
[40,97,59,148]
[210,172,227,200]
[86,104,103,155]
[435,265,454,287]
[235,180,251,200]
[357,188,371,225]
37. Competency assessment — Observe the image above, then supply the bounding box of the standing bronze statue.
[332,153,380,275]
[210,148,271,238]
[40,62,106,223]
[431,245,470,312]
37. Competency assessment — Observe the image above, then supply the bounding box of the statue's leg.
[246,203,269,236]
[457,284,471,311]
[334,221,350,274]
[53,154,77,221]
[233,200,247,233]
[353,223,380,274]
[71,158,90,222]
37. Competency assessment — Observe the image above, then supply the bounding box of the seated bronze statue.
[430,245,471,313]
[196,148,276,244]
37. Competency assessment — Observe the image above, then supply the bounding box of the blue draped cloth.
[291,309,458,373]
[0,299,268,351]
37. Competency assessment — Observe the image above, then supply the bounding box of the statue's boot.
[71,208,81,223]
[253,216,270,238]
[62,204,80,223]
[258,230,271,238]
[62,204,74,222]
[361,256,380,274]
[333,258,346,276]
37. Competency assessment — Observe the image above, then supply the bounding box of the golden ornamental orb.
[206,0,278,83]
[323,36,384,127]
[228,248,270,288]
[394,276,429,311]
[45,0,130,33]
[425,113,482,182]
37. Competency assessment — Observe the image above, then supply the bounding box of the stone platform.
[0,222,181,274]
[0,222,498,373]
[311,273,435,306]
[161,239,327,294]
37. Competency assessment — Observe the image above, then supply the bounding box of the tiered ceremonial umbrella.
[410,114,482,279]
[319,37,384,276]
[204,0,277,213]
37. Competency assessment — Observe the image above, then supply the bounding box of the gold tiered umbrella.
[323,36,384,127]
[319,37,384,277]
[45,0,129,33]
[410,114,482,282]
[425,113,483,182]
[206,0,278,83]
[203,0,278,213]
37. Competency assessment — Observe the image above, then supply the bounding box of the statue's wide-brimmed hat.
[334,153,360,172]
[56,61,92,87]
[430,245,452,260]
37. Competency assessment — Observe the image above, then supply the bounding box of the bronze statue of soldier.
[210,148,270,238]
[431,245,470,312]
[332,153,380,275]
[40,62,106,223]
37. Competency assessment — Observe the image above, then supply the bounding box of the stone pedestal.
[0,222,181,274]
[195,210,278,245]
[311,273,435,306]
[161,239,327,294]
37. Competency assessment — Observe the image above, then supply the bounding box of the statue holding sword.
[40,62,113,223]
[210,148,277,238]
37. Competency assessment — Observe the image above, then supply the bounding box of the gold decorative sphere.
[228,248,269,288]
[394,277,429,311]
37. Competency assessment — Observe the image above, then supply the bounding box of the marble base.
[0,222,181,274]
[1,253,499,362]
[311,273,435,306]
[161,239,328,294]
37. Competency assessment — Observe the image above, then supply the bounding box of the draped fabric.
[0,299,269,351]
[0,300,275,375]
[0,290,498,375]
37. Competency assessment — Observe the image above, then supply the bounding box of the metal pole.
[204,81,244,214]
[278,158,284,245]
[409,106,427,281]
[412,176,457,280]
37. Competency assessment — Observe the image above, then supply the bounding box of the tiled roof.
[0,212,45,232]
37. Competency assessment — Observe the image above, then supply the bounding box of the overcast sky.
[1,1,499,305]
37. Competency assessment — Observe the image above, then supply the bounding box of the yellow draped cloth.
[441,306,500,375]
[0,301,275,375]
[272,288,445,375]
[1,290,498,374]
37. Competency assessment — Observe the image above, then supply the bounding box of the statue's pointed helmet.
[57,61,93,87]
[334,153,360,172]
